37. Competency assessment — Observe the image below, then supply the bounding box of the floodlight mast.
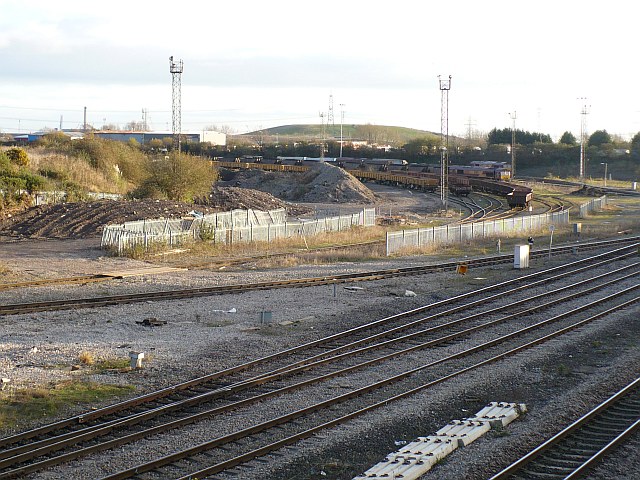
[339,104,345,158]
[169,56,184,153]
[509,111,517,178]
[439,75,452,209]
[578,98,589,180]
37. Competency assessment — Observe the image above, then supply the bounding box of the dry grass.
[565,176,636,189]
[0,381,135,430]
[78,351,95,365]
[28,149,132,194]
[153,225,388,262]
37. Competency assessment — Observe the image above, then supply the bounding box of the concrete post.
[129,351,144,369]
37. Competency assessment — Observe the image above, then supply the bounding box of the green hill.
[244,124,440,146]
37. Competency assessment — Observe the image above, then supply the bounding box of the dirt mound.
[0,165,374,240]
[218,162,377,204]
[195,186,312,217]
[0,200,217,239]
[0,187,311,239]
[572,185,607,197]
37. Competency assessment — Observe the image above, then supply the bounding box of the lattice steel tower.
[509,111,517,178]
[439,75,452,209]
[328,94,335,137]
[578,99,589,179]
[169,56,184,152]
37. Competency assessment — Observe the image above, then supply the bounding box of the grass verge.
[0,380,135,430]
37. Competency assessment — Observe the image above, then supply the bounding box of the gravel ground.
[1,186,638,479]
[0,245,638,480]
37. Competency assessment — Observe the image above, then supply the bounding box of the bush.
[133,152,218,202]
[37,168,68,182]
[63,181,88,202]
[6,148,29,167]
[73,135,150,185]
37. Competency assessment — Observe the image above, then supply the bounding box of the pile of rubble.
[217,162,377,204]
[0,162,378,239]
[195,186,312,217]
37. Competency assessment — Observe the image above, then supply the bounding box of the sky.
[1,0,639,141]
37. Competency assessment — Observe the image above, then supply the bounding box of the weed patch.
[0,381,135,429]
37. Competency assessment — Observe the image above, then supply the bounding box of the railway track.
[1,237,638,316]
[452,193,508,224]
[490,376,640,479]
[0,245,638,479]
[0,240,386,292]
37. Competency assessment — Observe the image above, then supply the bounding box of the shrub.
[37,168,68,182]
[6,148,29,167]
[78,351,95,365]
[63,181,89,202]
[133,152,218,202]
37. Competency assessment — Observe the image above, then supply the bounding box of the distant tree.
[148,138,164,150]
[559,131,577,145]
[487,128,551,145]
[35,131,72,149]
[402,137,440,160]
[631,132,640,156]
[124,120,146,131]
[588,130,612,147]
[205,124,236,134]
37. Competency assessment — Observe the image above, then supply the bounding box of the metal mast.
[578,99,589,179]
[169,56,184,152]
[328,94,335,135]
[509,111,517,178]
[339,103,345,158]
[319,112,326,159]
[439,75,452,209]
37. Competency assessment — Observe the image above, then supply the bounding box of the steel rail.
[251,260,639,380]
[0,275,108,291]
[0,240,386,290]
[489,376,640,480]
[1,238,638,316]
[101,292,640,480]
[2,263,635,472]
[1,244,636,454]
[2,277,637,479]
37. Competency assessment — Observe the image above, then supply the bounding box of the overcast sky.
[1,0,638,140]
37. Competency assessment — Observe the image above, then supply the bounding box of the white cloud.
[1,0,638,138]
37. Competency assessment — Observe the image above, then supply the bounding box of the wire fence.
[386,209,570,255]
[102,207,376,254]
[578,195,607,218]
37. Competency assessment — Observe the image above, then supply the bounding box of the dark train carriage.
[507,188,533,208]
[448,175,472,196]
[468,177,514,195]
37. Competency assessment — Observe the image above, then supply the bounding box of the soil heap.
[0,189,306,240]
[0,163,376,240]
[195,186,312,217]
[218,162,377,204]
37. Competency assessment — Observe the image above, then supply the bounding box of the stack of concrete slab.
[353,402,527,480]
